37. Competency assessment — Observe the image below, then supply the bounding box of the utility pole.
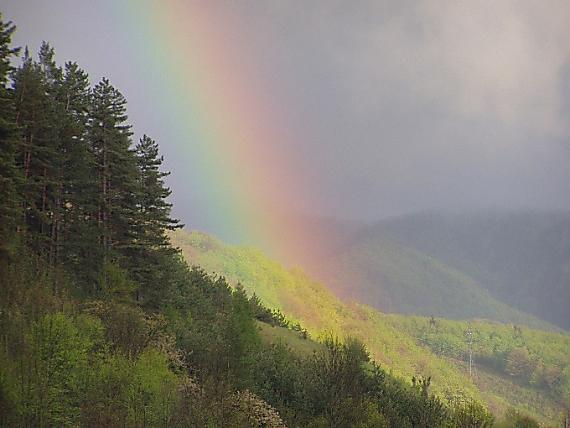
[467,325,473,378]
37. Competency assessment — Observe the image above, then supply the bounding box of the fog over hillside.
[313,211,570,330]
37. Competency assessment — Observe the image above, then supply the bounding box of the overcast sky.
[4,1,570,228]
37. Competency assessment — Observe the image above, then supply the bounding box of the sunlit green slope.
[171,229,569,423]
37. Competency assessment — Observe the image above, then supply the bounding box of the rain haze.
[4,0,570,231]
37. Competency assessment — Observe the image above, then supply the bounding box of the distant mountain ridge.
[315,233,553,330]
[346,211,570,329]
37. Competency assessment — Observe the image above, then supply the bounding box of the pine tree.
[87,78,139,288]
[129,134,181,306]
[56,62,100,283]
[134,134,180,248]
[0,15,20,265]
[35,43,70,272]
[12,42,62,260]
[10,43,103,291]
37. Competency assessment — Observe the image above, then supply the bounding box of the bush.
[496,408,540,428]
[5,313,103,426]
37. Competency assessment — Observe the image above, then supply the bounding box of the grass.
[256,321,322,356]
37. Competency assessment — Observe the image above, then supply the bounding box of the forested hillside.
[306,212,569,331]
[315,234,553,330]
[0,14,539,427]
[359,212,570,330]
[173,230,570,425]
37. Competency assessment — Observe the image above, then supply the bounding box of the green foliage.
[505,347,534,381]
[1,312,102,426]
[0,13,21,266]
[447,396,494,427]
[257,322,320,355]
[129,134,181,307]
[173,228,569,424]
[125,348,180,426]
[87,301,149,356]
[226,285,262,387]
[392,315,570,409]
[495,409,540,428]
[88,77,139,269]
[98,261,139,301]
[2,33,181,302]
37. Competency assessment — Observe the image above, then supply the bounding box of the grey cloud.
[237,1,570,219]
[3,0,570,227]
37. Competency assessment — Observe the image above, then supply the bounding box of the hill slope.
[359,212,570,329]
[171,229,570,423]
[315,234,552,330]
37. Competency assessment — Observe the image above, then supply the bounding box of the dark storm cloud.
[4,0,570,224]
[234,1,570,219]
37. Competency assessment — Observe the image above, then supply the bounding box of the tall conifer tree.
[0,15,20,265]
[131,134,181,305]
[12,42,62,260]
[88,78,138,282]
[13,48,46,254]
[134,134,180,248]
[56,62,99,281]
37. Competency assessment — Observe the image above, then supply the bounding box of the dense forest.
[0,13,559,427]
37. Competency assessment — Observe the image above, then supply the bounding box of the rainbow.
[113,1,328,265]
